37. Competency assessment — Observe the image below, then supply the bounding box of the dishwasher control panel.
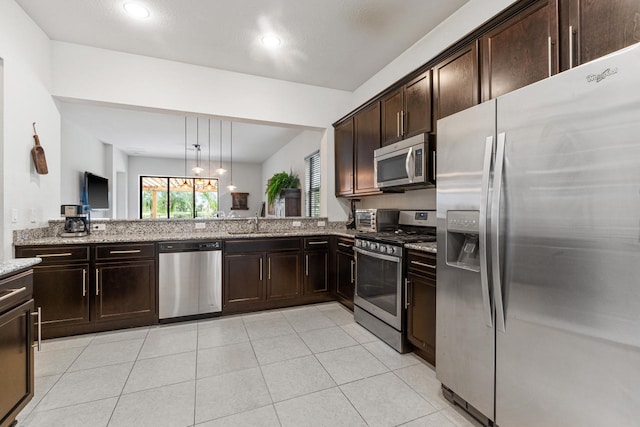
[158,241,222,252]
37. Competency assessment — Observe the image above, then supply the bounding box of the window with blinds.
[305,150,321,217]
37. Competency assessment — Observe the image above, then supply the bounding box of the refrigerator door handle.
[479,135,494,328]
[491,132,507,332]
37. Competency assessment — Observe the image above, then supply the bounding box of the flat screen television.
[84,172,109,210]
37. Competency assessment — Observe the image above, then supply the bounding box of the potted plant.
[266,170,301,216]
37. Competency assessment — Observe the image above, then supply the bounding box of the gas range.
[355,210,436,256]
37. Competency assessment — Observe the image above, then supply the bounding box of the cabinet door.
[0,300,34,427]
[304,251,328,294]
[336,251,355,305]
[94,260,156,322]
[354,102,381,195]
[381,88,404,146]
[562,0,640,70]
[334,119,354,196]
[482,0,559,101]
[267,252,301,300]
[406,272,436,365]
[224,254,265,305]
[33,264,90,330]
[433,41,480,122]
[404,71,432,137]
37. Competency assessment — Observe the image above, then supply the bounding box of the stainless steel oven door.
[354,247,403,330]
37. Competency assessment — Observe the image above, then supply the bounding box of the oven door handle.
[354,247,401,263]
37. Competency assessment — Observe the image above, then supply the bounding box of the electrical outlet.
[317,221,326,227]
[11,208,18,223]
[195,222,206,229]
[292,221,302,227]
[92,223,106,231]
[30,208,37,223]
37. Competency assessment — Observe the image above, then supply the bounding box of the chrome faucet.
[247,214,259,233]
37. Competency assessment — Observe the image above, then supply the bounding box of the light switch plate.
[195,223,206,229]
[92,223,106,231]
[11,208,18,223]
[317,221,326,227]
[292,221,302,227]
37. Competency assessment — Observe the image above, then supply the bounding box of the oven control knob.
[388,246,396,255]
[380,245,387,253]
[370,242,378,250]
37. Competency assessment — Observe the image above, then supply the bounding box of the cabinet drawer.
[336,237,354,254]
[407,250,436,278]
[304,237,330,250]
[95,243,155,260]
[0,270,33,312]
[225,238,301,254]
[16,246,90,265]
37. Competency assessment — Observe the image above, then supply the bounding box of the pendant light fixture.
[181,117,190,188]
[205,119,214,191]
[192,118,204,176]
[216,119,227,175]
[226,122,237,191]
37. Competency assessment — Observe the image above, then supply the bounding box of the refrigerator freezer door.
[436,99,496,421]
[495,43,640,426]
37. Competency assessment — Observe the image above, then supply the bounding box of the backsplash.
[13,217,347,243]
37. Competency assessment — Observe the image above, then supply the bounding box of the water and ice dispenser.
[446,211,481,271]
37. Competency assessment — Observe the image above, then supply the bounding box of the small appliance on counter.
[60,204,90,237]
[354,208,399,233]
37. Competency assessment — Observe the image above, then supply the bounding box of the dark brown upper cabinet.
[560,0,640,71]
[432,41,480,123]
[381,70,432,146]
[353,102,382,195]
[334,119,354,197]
[481,0,559,101]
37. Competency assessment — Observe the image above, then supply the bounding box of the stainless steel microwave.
[374,133,435,190]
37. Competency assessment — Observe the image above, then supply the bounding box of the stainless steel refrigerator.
[436,42,640,426]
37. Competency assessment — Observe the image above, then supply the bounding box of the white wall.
[60,118,107,207]
[261,129,323,216]
[127,156,262,219]
[0,0,61,260]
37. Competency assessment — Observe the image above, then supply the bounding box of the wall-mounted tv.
[84,172,109,210]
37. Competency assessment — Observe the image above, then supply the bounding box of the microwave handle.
[405,146,414,182]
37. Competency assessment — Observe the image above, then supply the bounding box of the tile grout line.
[104,326,151,427]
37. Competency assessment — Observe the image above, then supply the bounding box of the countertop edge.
[0,258,42,277]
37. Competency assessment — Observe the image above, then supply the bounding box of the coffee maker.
[60,205,90,237]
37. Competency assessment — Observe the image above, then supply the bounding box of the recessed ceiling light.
[123,2,150,19]
[261,34,281,48]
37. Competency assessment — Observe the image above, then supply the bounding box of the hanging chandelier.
[226,122,237,191]
[192,118,204,176]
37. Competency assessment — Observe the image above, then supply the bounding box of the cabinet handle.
[259,258,263,281]
[404,278,410,308]
[350,260,355,284]
[268,258,271,280]
[410,260,436,269]
[338,243,352,249]
[0,287,27,302]
[305,255,309,276]
[308,241,328,245]
[35,252,72,258]
[548,36,552,77]
[396,112,401,138]
[109,249,141,254]
[432,150,437,183]
[31,307,42,351]
[95,269,100,296]
[569,25,575,69]
[82,269,86,297]
[401,110,405,136]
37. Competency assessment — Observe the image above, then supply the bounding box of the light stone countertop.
[0,258,42,277]
[14,230,358,247]
[405,242,438,254]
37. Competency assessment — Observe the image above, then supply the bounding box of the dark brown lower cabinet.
[406,250,437,365]
[224,253,265,305]
[304,251,328,295]
[33,264,90,329]
[268,252,301,300]
[94,260,156,323]
[0,270,35,427]
[15,243,157,339]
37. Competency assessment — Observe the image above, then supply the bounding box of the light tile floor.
[17,302,481,427]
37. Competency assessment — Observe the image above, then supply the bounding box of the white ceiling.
[18,0,469,162]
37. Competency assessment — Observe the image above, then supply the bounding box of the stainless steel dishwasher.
[158,241,222,320]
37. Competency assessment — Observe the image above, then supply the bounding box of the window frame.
[139,175,219,219]
[304,150,321,218]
